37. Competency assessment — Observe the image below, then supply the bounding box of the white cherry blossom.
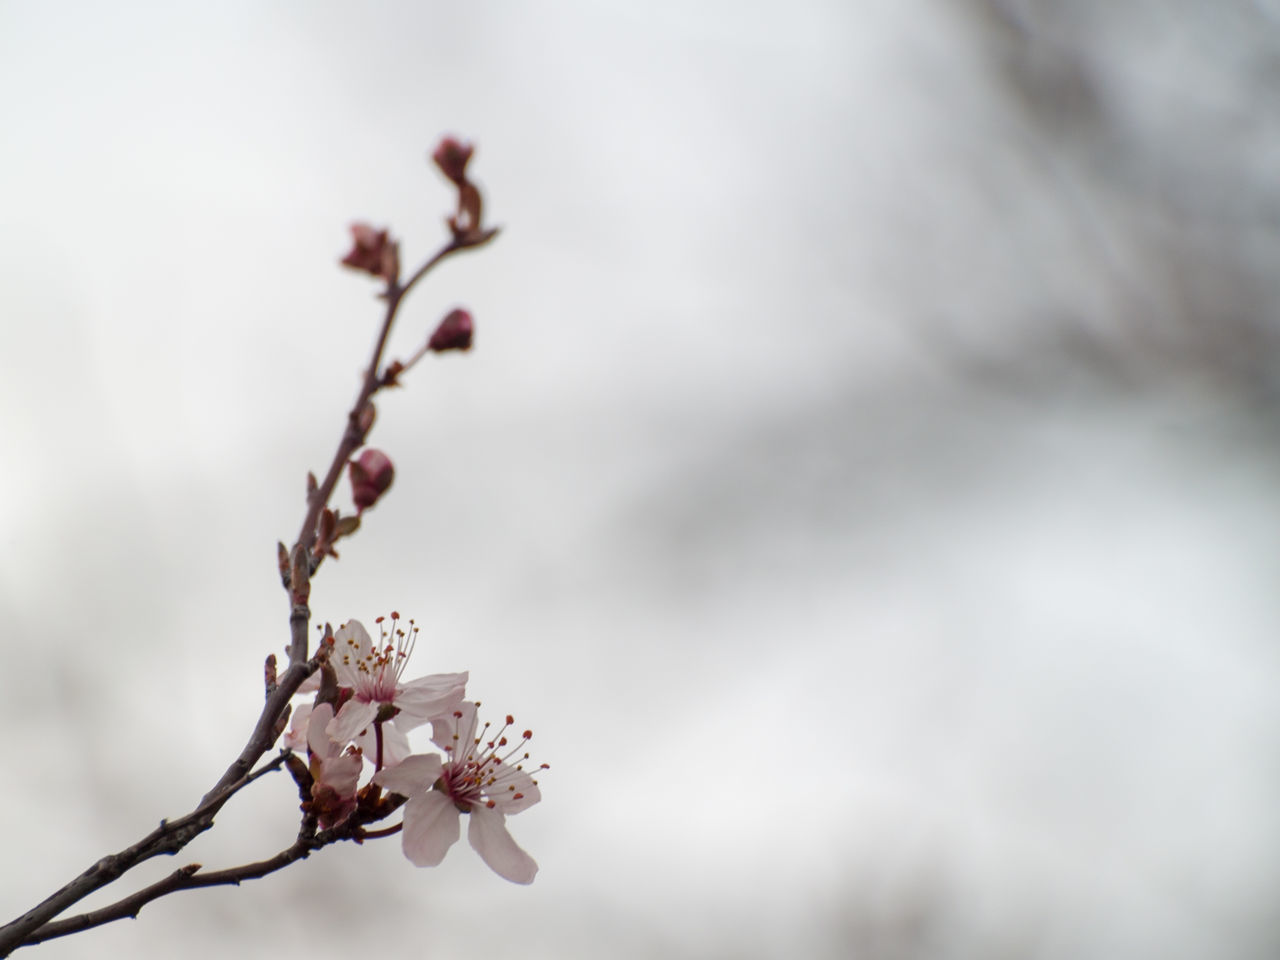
[325,615,467,764]
[373,701,545,884]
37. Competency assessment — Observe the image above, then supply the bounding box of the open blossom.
[325,616,467,767]
[373,701,544,884]
[306,703,363,830]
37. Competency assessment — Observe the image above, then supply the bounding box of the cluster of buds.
[285,616,546,883]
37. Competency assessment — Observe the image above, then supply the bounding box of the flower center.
[439,706,549,812]
[341,612,417,701]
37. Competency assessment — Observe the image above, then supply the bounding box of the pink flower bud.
[349,449,395,513]
[340,223,397,282]
[428,308,474,353]
[432,136,474,187]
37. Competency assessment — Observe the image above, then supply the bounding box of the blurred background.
[2,2,1279,957]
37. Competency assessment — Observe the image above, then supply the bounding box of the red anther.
[506,715,514,724]
[375,616,385,623]
[485,799,496,809]
[512,792,524,800]
[498,737,508,747]
[454,710,464,719]
[391,611,400,619]
[522,730,532,740]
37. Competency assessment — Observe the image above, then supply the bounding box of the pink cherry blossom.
[325,616,467,767]
[373,701,544,884]
[305,703,363,830]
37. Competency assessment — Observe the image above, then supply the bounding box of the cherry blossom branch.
[1,136,506,956]
[0,749,297,956]
[0,616,329,951]
[18,781,414,950]
[15,808,358,949]
[291,231,497,585]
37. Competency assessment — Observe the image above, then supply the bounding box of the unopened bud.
[428,308,474,353]
[432,136,474,187]
[340,223,396,282]
[349,448,394,513]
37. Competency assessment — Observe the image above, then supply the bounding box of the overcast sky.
[2,3,1280,959]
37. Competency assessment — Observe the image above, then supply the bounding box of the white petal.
[296,672,321,694]
[307,703,338,757]
[430,700,477,752]
[492,764,542,814]
[394,672,468,729]
[373,753,442,796]
[283,703,313,752]
[321,752,363,796]
[357,722,412,768]
[327,699,378,743]
[332,620,374,685]
[468,806,538,884]
[401,792,460,867]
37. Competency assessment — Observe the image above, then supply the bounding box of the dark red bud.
[340,224,396,282]
[349,448,394,513]
[428,308,474,353]
[432,136,474,187]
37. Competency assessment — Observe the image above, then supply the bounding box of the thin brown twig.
[291,231,498,580]
[1,196,498,958]
[16,813,363,949]
[0,659,321,958]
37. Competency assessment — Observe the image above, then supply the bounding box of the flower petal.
[430,700,478,752]
[393,672,468,729]
[373,753,442,796]
[321,751,364,796]
[401,791,460,867]
[307,703,339,757]
[327,699,378,743]
[332,620,374,686]
[283,702,313,752]
[490,763,542,814]
[356,721,412,768]
[468,805,538,884]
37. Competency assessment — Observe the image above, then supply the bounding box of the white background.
[2,2,1279,958]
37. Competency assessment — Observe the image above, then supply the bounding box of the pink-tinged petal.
[430,700,478,752]
[356,722,412,767]
[283,703,313,752]
[327,699,378,743]
[490,763,542,814]
[307,703,338,756]
[331,620,374,686]
[322,752,364,796]
[401,791,460,867]
[394,672,468,728]
[296,672,321,694]
[373,753,443,797]
[468,806,538,884]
